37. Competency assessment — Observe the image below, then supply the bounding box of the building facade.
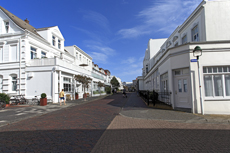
[0,6,116,103]
[141,0,230,114]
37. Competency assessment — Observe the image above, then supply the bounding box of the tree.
[97,81,104,96]
[110,76,120,89]
[74,75,92,101]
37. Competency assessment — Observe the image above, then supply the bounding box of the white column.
[52,67,56,103]
[59,70,62,91]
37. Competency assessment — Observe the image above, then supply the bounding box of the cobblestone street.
[0,93,230,152]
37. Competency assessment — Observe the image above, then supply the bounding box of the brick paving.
[0,94,128,153]
[0,92,230,152]
[92,115,230,153]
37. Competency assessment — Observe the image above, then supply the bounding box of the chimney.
[24,18,29,24]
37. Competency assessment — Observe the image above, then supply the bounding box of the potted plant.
[40,93,47,106]
[75,92,78,100]
[0,93,10,107]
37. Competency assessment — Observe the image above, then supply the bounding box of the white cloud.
[82,10,110,33]
[90,52,108,64]
[121,57,136,64]
[118,0,201,39]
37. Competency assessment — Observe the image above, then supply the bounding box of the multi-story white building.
[140,0,230,114]
[0,6,113,102]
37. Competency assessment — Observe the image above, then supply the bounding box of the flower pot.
[40,98,47,106]
[83,93,87,98]
[75,94,78,100]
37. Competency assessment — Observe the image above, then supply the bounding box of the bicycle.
[31,95,40,105]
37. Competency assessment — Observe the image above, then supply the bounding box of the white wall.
[26,71,52,99]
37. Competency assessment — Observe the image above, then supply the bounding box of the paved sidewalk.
[0,95,109,127]
[119,92,230,124]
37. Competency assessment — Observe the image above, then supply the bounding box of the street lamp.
[193,46,204,115]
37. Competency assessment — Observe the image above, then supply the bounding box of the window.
[203,66,230,97]
[146,65,148,74]
[58,40,61,49]
[192,26,199,42]
[161,73,168,92]
[79,55,81,61]
[4,21,9,33]
[41,51,46,58]
[182,35,187,44]
[76,52,78,60]
[52,36,56,46]
[30,47,37,59]
[11,75,17,91]
[63,77,72,92]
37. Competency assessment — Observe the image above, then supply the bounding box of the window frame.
[10,74,17,92]
[63,77,72,92]
[58,39,61,49]
[4,21,9,33]
[182,35,187,44]
[192,25,199,42]
[30,47,37,59]
[41,51,46,58]
[203,66,230,99]
[52,36,56,46]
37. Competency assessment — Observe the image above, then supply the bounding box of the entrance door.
[174,76,191,108]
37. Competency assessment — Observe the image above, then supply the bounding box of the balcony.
[28,58,91,75]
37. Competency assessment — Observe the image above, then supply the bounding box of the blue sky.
[2,0,203,82]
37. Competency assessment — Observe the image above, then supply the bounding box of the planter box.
[75,95,78,100]
[40,98,47,106]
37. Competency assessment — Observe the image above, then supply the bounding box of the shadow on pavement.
[0,128,230,152]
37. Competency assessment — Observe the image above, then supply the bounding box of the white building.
[141,0,230,114]
[0,6,113,102]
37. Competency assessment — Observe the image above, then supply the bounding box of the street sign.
[191,59,197,62]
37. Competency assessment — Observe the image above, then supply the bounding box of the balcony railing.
[28,58,91,75]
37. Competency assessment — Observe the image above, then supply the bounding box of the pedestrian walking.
[59,89,66,106]
[123,88,127,98]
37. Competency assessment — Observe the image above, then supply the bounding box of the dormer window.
[52,36,56,46]
[4,21,9,33]
[58,39,61,49]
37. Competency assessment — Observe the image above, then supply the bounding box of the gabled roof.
[0,6,42,38]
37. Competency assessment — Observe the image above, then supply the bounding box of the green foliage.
[97,81,104,87]
[110,76,120,88]
[75,75,92,94]
[0,93,10,104]
[105,86,111,94]
[41,93,47,98]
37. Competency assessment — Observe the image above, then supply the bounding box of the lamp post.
[193,46,204,115]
